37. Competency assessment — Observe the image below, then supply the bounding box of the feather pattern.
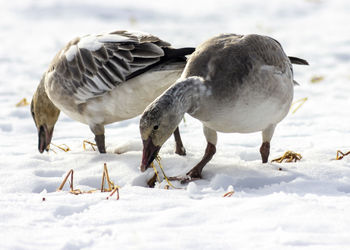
[47,30,172,102]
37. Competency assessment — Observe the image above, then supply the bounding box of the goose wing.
[237,35,308,79]
[47,30,173,102]
[288,56,309,65]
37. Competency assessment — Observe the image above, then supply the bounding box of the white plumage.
[139,33,308,180]
[31,30,194,153]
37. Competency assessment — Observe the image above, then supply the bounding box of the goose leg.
[169,126,217,183]
[89,124,106,153]
[173,127,186,156]
[186,142,216,179]
[95,135,106,153]
[260,124,276,163]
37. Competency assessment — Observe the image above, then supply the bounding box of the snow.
[1,0,350,249]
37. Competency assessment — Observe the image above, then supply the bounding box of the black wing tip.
[178,47,196,55]
[163,47,196,58]
[288,56,309,66]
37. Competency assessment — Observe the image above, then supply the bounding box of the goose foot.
[168,175,201,184]
[175,146,186,156]
[169,142,216,184]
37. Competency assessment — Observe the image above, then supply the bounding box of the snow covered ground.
[1,0,350,249]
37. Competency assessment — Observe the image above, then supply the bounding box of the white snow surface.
[1,0,350,249]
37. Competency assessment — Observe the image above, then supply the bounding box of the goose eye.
[153,125,159,131]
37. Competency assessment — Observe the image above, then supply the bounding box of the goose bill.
[38,125,53,153]
[140,137,160,172]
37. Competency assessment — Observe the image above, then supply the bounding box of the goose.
[139,33,308,182]
[31,30,195,154]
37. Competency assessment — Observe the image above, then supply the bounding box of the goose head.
[139,96,183,172]
[31,78,60,153]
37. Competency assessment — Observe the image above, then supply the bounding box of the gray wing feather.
[130,43,164,58]
[49,31,169,102]
[113,50,133,62]
[79,48,97,74]
[185,34,291,85]
[118,44,135,50]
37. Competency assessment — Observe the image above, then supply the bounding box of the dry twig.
[50,143,70,152]
[290,97,308,114]
[101,163,119,199]
[147,155,181,189]
[310,75,324,83]
[223,191,235,197]
[56,163,119,199]
[335,150,350,160]
[272,151,302,163]
[57,169,74,191]
[56,169,86,195]
[83,140,97,151]
[16,98,29,107]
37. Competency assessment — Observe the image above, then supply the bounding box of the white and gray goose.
[140,33,308,182]
[31,30,195,154]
